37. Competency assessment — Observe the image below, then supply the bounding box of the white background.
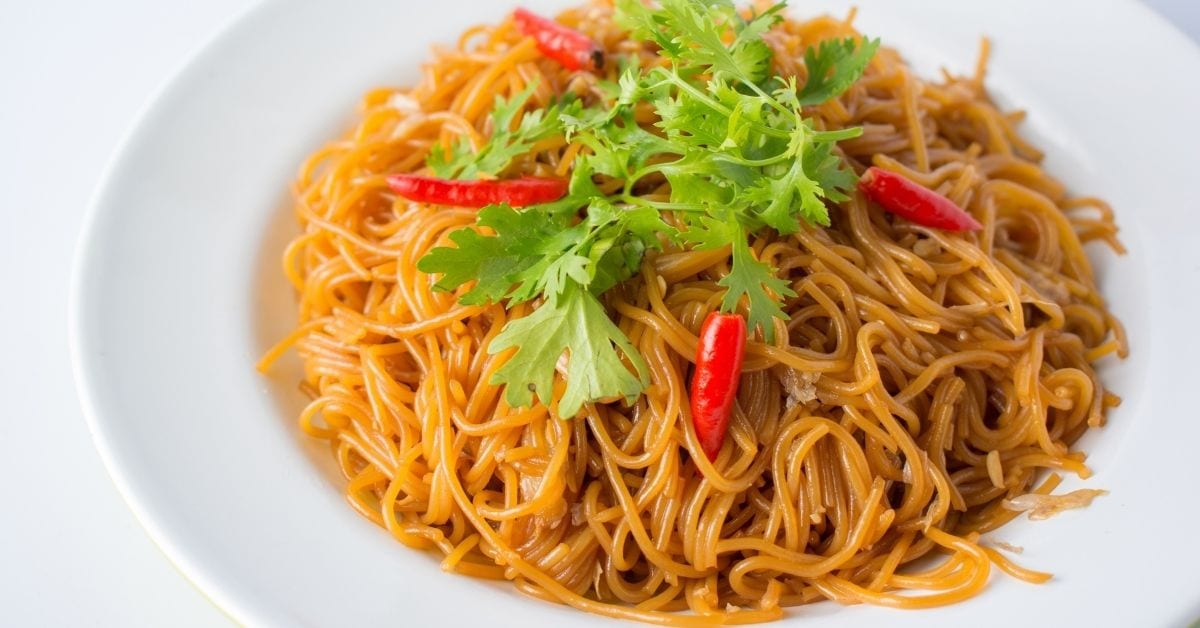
[1,1,1196,626]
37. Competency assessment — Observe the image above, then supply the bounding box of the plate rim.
[67,1,294,625]
[68,0,1200,626]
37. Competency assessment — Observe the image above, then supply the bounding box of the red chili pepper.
[858,166,983,232]
[690,312,747,461]
[513,8,604,72]
[386,174,568,208]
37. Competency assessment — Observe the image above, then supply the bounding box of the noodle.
[260,3,1124,623]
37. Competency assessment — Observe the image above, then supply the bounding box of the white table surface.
[2,1,1196,626]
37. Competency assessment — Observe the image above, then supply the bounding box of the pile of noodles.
[259,2,1126,624]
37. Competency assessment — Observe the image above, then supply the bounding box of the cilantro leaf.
[655,82,731,148]
[719,232,796,342]
[616,0,782,84]
[428,82,570,179]
[803,131,858,203]
[613,0,685,58]
[489,282,649,418]
[417,163,670,307]
[796,37,880,106]
[416,203,575,305]
[416,0,881,415]
[743,159,824,232]
[742,121,839,231]
[584,201,678,293]
[573,108,675,180]
[426,138,472,179]
[680,213,795,341]
[681,210,741,251]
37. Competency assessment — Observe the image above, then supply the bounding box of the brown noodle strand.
[260,3,1125,623]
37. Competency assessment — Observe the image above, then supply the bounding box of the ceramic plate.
[71,0,1200,625]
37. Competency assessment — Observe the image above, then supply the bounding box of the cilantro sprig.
[417,0,878,417]
[428,82,577,180]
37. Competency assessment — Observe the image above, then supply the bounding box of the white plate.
[70,0,1200,625]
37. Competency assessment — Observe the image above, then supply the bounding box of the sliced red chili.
[858,166,983,232]
[690,311,747,461]
[386,174,568,208]
[513,8,604,72]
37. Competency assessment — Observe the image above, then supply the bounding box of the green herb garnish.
[417,0,878,417]
[428,82,571,180]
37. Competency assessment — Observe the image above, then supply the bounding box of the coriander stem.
[811,127,863,142]
[657,71,791,140]
[714,153,788,168]
[745,80,794,117]
[620,194,706,213]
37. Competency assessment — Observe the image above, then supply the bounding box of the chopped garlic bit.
[1027,272,1071,305]
[556,352,570,377]
[387,92,420,112]
[1002,488,1108,520]
[989,540,1024,555]
[783,368,819,409]
[986,450,1005,490]
[912,237,941,257]
[594,562,604,593]
[519,474,541,500]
